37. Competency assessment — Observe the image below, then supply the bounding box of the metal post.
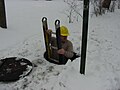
[80,0,89,74]
[0,0,7,28]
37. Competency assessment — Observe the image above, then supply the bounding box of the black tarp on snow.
[0,57,33,82]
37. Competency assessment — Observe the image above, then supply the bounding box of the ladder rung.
[49,58,59,63]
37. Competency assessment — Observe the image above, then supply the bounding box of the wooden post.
[80,0,89,74]
[0,0,7,28]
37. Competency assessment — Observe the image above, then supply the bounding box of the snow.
[0,0,120,90]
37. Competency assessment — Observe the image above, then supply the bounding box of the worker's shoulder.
[66,40,73,45]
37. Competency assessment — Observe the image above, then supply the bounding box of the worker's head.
[60,26,69,42]
[60,26,70,36]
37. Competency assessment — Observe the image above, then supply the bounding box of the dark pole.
[0,0,7,28]
[80,0,89,74]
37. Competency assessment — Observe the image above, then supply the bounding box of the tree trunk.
[102,0,111,9]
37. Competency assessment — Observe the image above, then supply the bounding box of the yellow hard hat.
[60,26,70,36]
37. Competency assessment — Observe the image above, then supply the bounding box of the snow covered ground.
[0,0,120,90]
